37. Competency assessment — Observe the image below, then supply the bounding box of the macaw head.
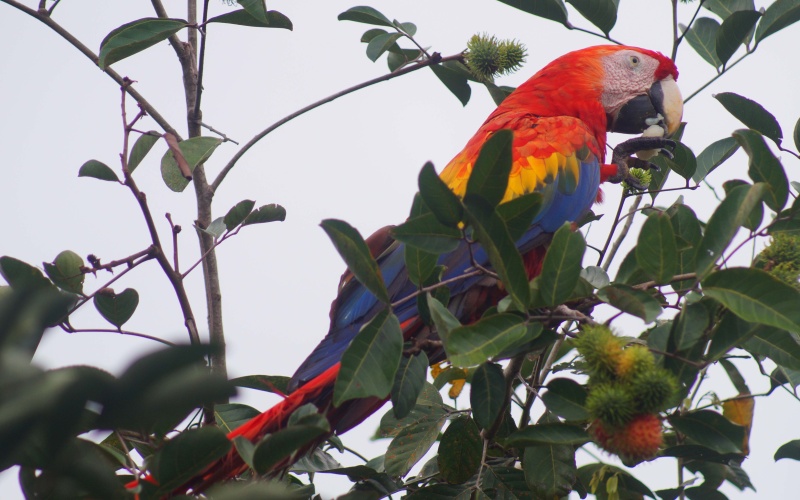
[495,45,683,157]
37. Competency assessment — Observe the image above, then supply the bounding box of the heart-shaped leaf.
[94,288,139,328]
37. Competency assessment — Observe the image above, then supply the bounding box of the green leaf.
[540,378,589,421]
[670,301,711,353]
[206,9,293,29]
[695,183,766,277]
[150,426,231,495]
[418,161,463,227]
[484,82,516,106]
[405,245,437,288]
[597,284,663,323]
[702,267,800,333]
[333,309,402,406]
[480,466,534,499]
[223,199,255,230]
[498,0,569,26]
[430,63,471,106]
[576,464,655,499]
[215,403,261,433]
[338,6,394,26]
[366,32,403,62]
[93,288,138,328]
[378,382,446,438]
[391,213,462,254]
[98,18,188,69]
[321,219,390,304]
[127,132,160,173]
[470,362,506,430]
[795,116,800,152]
[716,93,783,145]
[384,408,447,476]
[683,17,722,68]
[463,197,530,309]
[230,374,290,394]
[692,137,740,183]
[581,266,610,289]
[243,203,287,225]
[743,327,800,370]
[237,0,268,23]
[465,129,514,208]
[538,223,586,306]
[704,0,755,19]
[733,128,789,211]
[636,214,678,285]
[0,256,52,290]
[43,250,84,294]
[503,423,590,447]
[524,442,577,498]
[707,312,762,361]
[438,416,482,483]
[78,159,119,183]
[566,0,618,35]
[391,352,428,419]
[755,0,800,43]
[668,142,698,181]
[443,313,530,368]
[775,439,800,461]
[715,10,761,65]
[426,294,461,340]
[497,192,543,241]
[160,136,223,192]
[669,410,745,454]
[387,47,421,71]
[252,420,330,474]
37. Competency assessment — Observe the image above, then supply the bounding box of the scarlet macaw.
[175,45,683,493]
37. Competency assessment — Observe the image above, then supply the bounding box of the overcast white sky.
[1,0,800,498]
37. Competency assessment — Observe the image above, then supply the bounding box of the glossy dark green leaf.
[669,300,711,353]
[404,245,437,288]
[497,192,543,241]
[538,223,586,306]
[98,18,188,69]
[430,64,471,106]
[384,408,447,476]
[391,351,428,419]
[498,0,569,25]
[479,466,533,499]
[378,382,446,438]
[724,180,763,230]
[252,421,330,474]
[0,256,52,291]
[206,8,293,29]
[229,374,290,395]
[160,136,222,192]
[755,0,800,43]
[707,312,760,361]
[662,443,739,464]
[438,416,482,483]
[387,47,421,71]
[504,423,590,447]
[693,137,740,183]
[443,313,530,368]
[391,212,462,254]
[150,426,231,495]
[597,284,662,323]
[43,250,84,294]
[93,288,138,328]
[733,128,789,211]
[683,17,722,68]
[470,362,505,430]
[566,0,618,34]
[524,441,577,498]
[541,378,589,421]
[636,214,678,284]
[484,82,516,106]
[775,439,800,461]
[418,161,463,227]
[719,358,750,394]
[237,0,269,23]
[795,117,800,152]
[78,159,119,183]
[426,294,461,340]
[366,32,403,62]
[695,183,766,277]
[463,197,530,309]
[465,129,514,208]
[127,132,160,173]
[243,203,286,225]
[321,219,390,304]
[334,309,402,406]
[338,6,394,26]
[668,141,698,180]
[716,93,783,145]
[669,410,745,454]
[702,267,800,333]
[743,327,800,370]
[704,0,755,19]
[215,403,261,433]
[223,199,255,230]
[716,10,761,65]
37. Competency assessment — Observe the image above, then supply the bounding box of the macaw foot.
[606,136,676,190]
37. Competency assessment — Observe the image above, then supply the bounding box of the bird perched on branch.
[158,44,682,495]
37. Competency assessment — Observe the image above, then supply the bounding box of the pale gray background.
[1,0,799,498]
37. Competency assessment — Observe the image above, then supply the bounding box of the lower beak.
[609,76,683,137]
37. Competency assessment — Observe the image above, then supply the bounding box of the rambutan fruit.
[591,414,663,466]
[586,383,635,429]
[615,345,655,380]
[574,325,625,381]
[629,368,678,413]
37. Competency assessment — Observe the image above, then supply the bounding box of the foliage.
[1,0,800,499]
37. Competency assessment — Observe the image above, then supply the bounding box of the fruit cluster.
[574,325,677,466]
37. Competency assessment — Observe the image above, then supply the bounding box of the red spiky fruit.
[591,413,663,466]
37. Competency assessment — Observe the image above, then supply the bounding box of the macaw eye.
[629,55,640,67]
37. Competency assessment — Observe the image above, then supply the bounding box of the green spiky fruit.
[497,40,526,75]
[465,34,527,82]
[629,368,678,413]
[615,345,655,380]
[755,233,800,290]
[574,325,625,381]
[586,383,635,429]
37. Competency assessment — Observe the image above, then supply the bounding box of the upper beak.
[609,76,683,137]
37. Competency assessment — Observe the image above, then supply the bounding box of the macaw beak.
[608,76,683,137]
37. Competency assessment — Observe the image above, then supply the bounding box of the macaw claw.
[607,137,676,190]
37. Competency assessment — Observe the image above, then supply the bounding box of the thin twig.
[201,121,239,144]
[684,52,753,103]
[391,268,483,309]
[673,0,707,60]
[481,354,524,441]
[63,327,176,346]
[166,213,181,273]
[597,190,628,266]
[211,52,465,191]
[568,24,623,45]
[81,247,155,275]
[602,194,641,271]
[181,226,241,279]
